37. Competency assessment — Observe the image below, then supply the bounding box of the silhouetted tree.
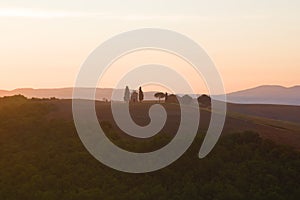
[154,92,165,103]
[139,87,144,102]
[181,95,193,105]
[124,86,130,102]
[165,94,178,103]
[197,94,211,107]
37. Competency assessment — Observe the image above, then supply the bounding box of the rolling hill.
[0,96,299,199]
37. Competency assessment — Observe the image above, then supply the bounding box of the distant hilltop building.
[130,90,138,103]
[124,86,144,103]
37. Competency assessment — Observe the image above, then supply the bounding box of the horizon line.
[1,84,300,95]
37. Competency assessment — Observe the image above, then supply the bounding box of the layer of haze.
[0,0,299,93]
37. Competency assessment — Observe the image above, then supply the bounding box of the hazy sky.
[0,0,299,93]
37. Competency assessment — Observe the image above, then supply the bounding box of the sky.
[0,0,299,94]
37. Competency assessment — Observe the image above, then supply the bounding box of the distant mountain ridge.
[224,85,300,105]
[1,85,300,105]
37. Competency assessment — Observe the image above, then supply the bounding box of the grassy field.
[48,98,300,150]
